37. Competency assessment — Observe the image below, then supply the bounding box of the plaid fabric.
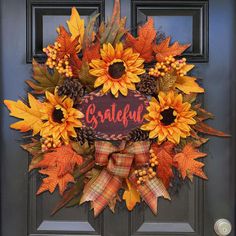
[81,170,122,217]
[130,173,171,214]
[107,153,134,177]
[82,141,151,216]
[95,141,126,166]
[125,141,150,166]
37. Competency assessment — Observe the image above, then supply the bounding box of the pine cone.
[136,74,158,96]
[127,128,149,142]
[75,127,96,145]
[57,78,85,103]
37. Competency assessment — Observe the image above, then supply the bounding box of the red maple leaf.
[173,143,208,181]
[151,141,175,188]
[125,18,156,62]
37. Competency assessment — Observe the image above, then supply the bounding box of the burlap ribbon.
[80,141,170,216]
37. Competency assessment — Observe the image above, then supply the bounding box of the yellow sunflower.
[141,91,196,144]
[89,43,145,97]
[40,91,84,143]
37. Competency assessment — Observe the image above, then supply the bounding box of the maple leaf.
[26,59,64,94]
[173,144,208,181]
[4,94,44,135]
[126,18,156,62]
[151,142,175,188]
[123,179,140,211]
[67,7,84,53]
[56,26,79,59]
[175,76,204,94]
[33,145,83,176]
[69,53,82,78]
[153,36,190,62]
[83,40,100,63]
[37,167,75,195]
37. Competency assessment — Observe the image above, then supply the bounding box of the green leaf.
[26,59,65,94]
[82,14,100,48]
[78,61,97,91]
[99,0,126,45]
[51,177,85,215]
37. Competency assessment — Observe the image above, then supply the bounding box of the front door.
[1,0,235,236]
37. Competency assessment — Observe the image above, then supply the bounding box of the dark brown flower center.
[160,108,176,126]
[52,108,64,123]
[108,62,125,79]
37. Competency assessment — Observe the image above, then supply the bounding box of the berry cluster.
[41,137,62,152]
[43,42,73,77]
[135,148,159,185]
[149,55,188,78]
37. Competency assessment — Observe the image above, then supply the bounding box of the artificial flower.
[89,43,145,97]
[40,91,84,143]
[141,91,196,144]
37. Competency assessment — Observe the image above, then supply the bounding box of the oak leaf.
[33,145,83,176]
[153,36,190,62]
[126,18,156,62]
[4,94,44,135]
[173,144,208,181]
[123,179,140,211]
[151,142,175,188]
[67,7,84,53]
[37,167,75,195]
[26,59,64,94]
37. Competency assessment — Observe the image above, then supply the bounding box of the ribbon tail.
[80,169,122,217]
[130,175,170,215]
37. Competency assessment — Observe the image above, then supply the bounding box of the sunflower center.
[52,108,64,123]
[108,62,125,79]
[160,108,176,126]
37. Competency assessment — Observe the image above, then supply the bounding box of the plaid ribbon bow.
[80,141,170,216]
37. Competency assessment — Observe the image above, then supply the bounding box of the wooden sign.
[78,91,148,140]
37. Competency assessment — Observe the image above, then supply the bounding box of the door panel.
[1,0,235,236]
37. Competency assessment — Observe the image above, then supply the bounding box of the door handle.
[214,219,232,236]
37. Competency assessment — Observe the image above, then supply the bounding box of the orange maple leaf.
[37,167,75,195]
[33,145,83,176]
[126,18,156,62]
[151,142,175,188]
[56,26,79,59]
[153,36,190,62]
[83,40,101,63]
[173,144,207,181]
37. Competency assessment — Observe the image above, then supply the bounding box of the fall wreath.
[4,0,229,216]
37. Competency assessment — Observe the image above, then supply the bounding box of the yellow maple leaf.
[123,179,140,211]
[175,76,204,94]
[4,93,44,135]
[67,7,84,53]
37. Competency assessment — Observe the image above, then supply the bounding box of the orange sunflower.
[89,43,145,97]
[40,91,84,143]
[141,91,196,144]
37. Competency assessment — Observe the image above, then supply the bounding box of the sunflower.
[141,91,196,144]
[40,91,84,143]
[89,43,145,97]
